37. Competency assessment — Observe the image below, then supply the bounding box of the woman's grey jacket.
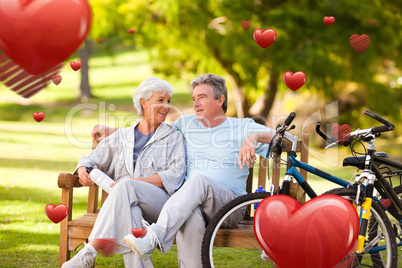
[74,121,186,196]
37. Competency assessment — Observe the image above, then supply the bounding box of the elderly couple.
[62,73,275,268]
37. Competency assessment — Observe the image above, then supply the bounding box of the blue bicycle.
[201,111,398,268]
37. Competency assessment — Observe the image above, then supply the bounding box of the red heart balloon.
[70,61,82,71]
[283,71,306,91]
[323,16,335,26]
[331,124,351,144]
[0,53,62,98]
[350,34,370,54]
[96,238,118,256]
[253,194,359,268]
[253,29,277,48]
[51,74,62,85]
[131,228,147,238]
[0,0,91,75]
[241,20,251,30]
[33,112,45,122]
[45,203,68,223]
[380,199,392,209]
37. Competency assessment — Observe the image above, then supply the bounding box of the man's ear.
[218,95,225,107]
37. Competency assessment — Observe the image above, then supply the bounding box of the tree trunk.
[252,71,279,125]
[77,39,93,101]
[261,71,279,118]
[206,44,251,118]
[226,75,250,118]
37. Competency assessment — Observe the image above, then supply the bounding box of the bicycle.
[316,111,402,265]
[201,111,398,267]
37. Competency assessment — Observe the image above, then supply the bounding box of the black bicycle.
[201,110,399,267]
[316,110,402,265]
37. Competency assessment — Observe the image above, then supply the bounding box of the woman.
[62,77,186,268]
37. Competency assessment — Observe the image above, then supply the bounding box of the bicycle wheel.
[201,192,272,268]
[323,187,398,268]
[389,185,402,265]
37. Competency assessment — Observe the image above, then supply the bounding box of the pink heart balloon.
[253,194,359,268]
[0,0,91,75]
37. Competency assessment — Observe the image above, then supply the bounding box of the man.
[93,73,274,267]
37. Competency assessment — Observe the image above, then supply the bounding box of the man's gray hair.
[133,77,173,116]
[190,73,228,113]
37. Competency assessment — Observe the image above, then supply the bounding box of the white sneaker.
[62,245,95,268]
[123,220,161,261]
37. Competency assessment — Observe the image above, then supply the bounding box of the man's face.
[192,84,223,123]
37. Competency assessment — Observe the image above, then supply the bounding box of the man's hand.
[77,166,94,186]
[91,124,118,142]
[238,134,257,169]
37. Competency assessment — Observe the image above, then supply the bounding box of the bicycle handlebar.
[315,110,395,147]
[269,112,297,157]
[315,122,336,144]
[364,110,395,133]
[284,112,296,127]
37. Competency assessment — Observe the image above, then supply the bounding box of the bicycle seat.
[342,152,389,168]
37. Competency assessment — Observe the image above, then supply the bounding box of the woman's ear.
[140,98,147,111]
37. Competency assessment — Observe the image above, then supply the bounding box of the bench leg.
[59,187,73,267]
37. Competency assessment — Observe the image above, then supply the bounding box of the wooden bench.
[58,134,309,267]
[212,134,309,250]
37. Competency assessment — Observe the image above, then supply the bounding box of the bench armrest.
[58,172,83,189]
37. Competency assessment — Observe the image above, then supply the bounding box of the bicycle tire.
[323,187,398,268]
[388,185,402,265]
[201,192,272,268]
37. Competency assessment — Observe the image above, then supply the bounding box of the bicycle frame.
[284,155,351,198]
[280,153,382,254]
[371,155,402,220]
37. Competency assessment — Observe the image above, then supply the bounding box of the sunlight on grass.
[1,48,401,267]
[0,49,192,106]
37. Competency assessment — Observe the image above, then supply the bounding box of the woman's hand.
[109,177,145,188]
[110,180,120,188]
[91,124,118,142]
[77,166,94,186]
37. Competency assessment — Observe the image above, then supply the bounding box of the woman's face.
[141,91,171,124]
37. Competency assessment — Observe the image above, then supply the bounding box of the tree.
[122,0,402,124]
[76,0,139,100]
[78,39,93,100]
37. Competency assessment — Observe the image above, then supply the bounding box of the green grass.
[1,48,402,267]
[0,49,189,267]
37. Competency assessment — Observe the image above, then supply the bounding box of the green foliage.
[114,0,402,122]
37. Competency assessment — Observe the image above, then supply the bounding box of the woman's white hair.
[133,77,173,116]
